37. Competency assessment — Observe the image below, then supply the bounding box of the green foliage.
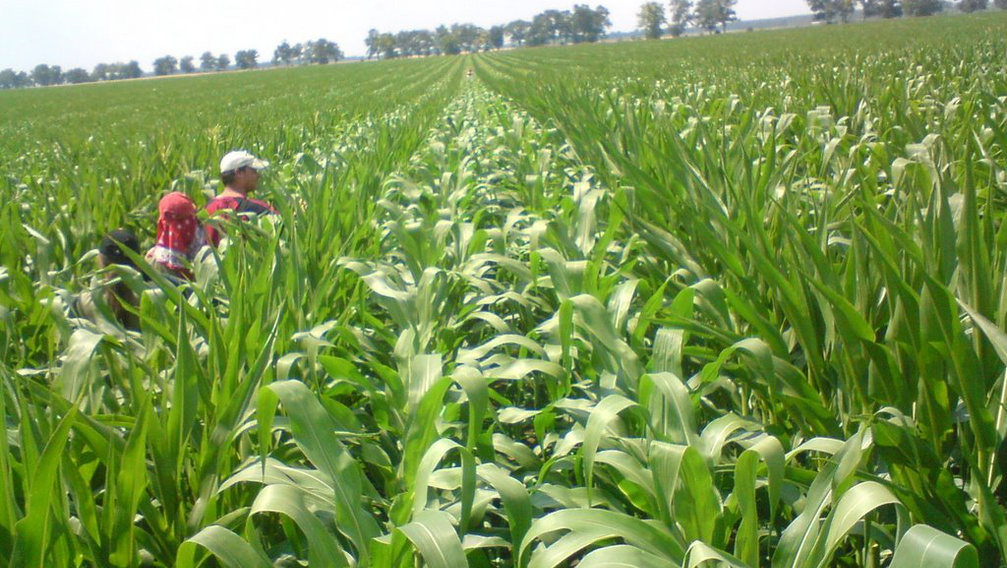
[638,2,667,39]
[904,0,943,15]
[2,12,1006,567]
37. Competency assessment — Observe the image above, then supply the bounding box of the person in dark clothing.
[74,229,143,330]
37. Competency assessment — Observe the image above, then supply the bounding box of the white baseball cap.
[220,150,269,174]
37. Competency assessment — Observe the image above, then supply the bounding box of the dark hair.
[99,229,141,267]
[105,281,140,330]
[220,166,250,186]
[97,229,142,330]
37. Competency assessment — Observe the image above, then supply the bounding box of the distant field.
[1,12,1006,567]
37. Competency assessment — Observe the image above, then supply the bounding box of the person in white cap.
[205,150,277,247]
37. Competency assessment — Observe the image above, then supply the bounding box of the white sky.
[0,0,811,72]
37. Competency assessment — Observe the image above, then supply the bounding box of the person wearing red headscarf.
[146,192,207,281]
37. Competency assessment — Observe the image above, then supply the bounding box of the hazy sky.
[0,0,811,72]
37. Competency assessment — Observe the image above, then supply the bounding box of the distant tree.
[200,52,216,71]
[451,23,484,52]
[488,25,506,49]
[415,30,436,55]
[903,0,942,14]
[547,10,575,43]
[376,33,397,58]
[695,0,718,32]
[435,26,462,55]
[393,30,434,56]
[996,0,1007,8]
[526,14,554,45]
[235,49,258,69]
[122,61,143,79]
[570,4,612,43]
[216,53,230,71]
[179,56,196,73]
[861,0,903,17]
[0,68,30,89]
[153,56,177,76]
[365,30,381,59]
[31,64,63,86]
[694,0,737,32]
[719,0,739,31]
[91,63,109,81]
[959,0,988,11]
[273,41,294,65]
[290,43,304,64]
[505,20,532,46]
[307,39,342,64]
[0,68,15,89]
[64,68,92,84]
[96,61,142,80]
[638,2,667,39]
[669,0,693,35]
[808,0,856,22]
[394,31,413,56]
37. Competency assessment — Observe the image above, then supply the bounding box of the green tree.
[91,63,109,81]
[548,10,575,43]
[273,41,294,65]
[435,26,461,55]
[110,61,143,79]
[63,68,91,84]
[959,0,988,11]
[638,2,667,39]
[307,39,342,64]
[526,14,553,45]
[488,25,506,49]
[903,0,942,14]
[451,23,484,52]
[365,30,381,59]
[152,56,177,76]
[376,33,397,58]
[216,53,230,71]
[996,0,1007,8]
[809,0,856,22]
[199,52,216,71]
[393,31,410,56]
[505,20,532,46]
[415,30,437,55]
[234,49,258,69]
[669,0,693,36]
[179,56,195,73]
[695,0,737,32]
[394,31,415,56]
[121,61,143,79]
[571,5,612,43]
[31,64,62,86]
[862,0,903,17]
[0,69,30,89]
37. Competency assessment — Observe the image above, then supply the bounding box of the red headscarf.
[147,192,206,279]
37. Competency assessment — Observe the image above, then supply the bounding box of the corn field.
[2,13,1007,567]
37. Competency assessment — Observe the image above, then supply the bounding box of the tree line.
[635,0,1004,39]
[364,5,613,59]
[807,0,1006,24]
[4,0,1005,90]
[0,61,143,89]
[0,38,343,90]
[637,0,739,39]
